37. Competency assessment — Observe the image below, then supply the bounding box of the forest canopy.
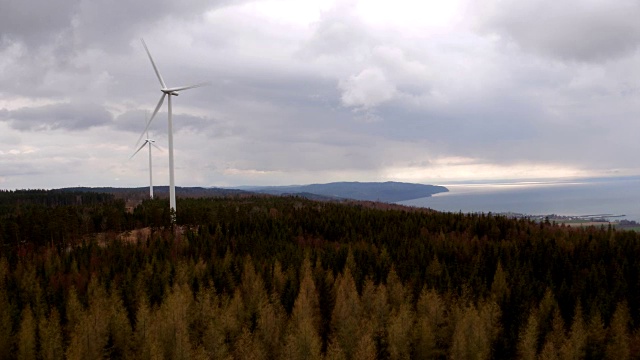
[0,189,639,359]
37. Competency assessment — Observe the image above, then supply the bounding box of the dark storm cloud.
[477,0,640,62]
[0,102,112,131]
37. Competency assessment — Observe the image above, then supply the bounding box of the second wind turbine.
[131,127,161,199]
[136,38,208,219]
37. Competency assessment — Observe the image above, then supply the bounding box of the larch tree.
[0,279,12,360]
[450,301,496,360]
[331,268,364,359]
[283,257,322,360]
[517,310,539,360]
[233,327,267,360]
[386,302,414,360]
[66,280,111,360]
[586,311,606,360]
[38,308,63,360]
[16,306,36,360]
[605,301,631,360]
[107,287,133,359]
[414,288,449,359]
[490,261,509,303]
[559,302,587,360]
[158,283,193,360]
[133,295,160,360]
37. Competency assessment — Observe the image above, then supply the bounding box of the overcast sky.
[2,0,640,189]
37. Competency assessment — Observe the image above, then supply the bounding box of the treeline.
[0,191,640,358]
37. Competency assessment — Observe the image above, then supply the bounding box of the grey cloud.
[300,0,372,59]
[477,0,640,62]
[339,67,396,109]
[1,0,249,52]
[0,102,112,131]
[0,1,78,46]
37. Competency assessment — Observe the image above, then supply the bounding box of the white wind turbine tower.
[136,38,208,219]
[130,123,161,199]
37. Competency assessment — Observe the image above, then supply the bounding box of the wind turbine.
[130,124,161,199]
[136,38,208,219]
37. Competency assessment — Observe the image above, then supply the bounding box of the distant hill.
[61,186,251,201]
[243,181,448,202]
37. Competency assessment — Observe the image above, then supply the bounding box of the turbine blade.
[141,38,167,89]
[130,142,147,159]
[166,82,210,92]
[151,143,163,152]
[135,94,165,147]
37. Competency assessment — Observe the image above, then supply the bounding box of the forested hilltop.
[1,189,640,359]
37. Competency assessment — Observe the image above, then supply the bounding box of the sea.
[398,176,640,222]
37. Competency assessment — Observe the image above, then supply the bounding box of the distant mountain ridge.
[245,181,448,202]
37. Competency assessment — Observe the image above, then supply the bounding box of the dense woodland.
[1,189,640,359]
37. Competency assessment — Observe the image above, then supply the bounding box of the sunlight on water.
[400,177,640,221]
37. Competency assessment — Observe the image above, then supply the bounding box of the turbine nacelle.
[161,89,179,96]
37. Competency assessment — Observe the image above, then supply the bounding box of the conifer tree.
[66,279,111,360]
[605,301,630,360]
[331,268,363,359]
[284,256,322,360]
[387,303,414,360]
[233,328,267,360]
[360,279,389,355]
[324,339,346,360]
[586,311,606,360]
[38,308,63,360]
[0,281,12,360]
[490,261,509,302]
[517,310,538,360]
[133,295,160,360]
[16,306,36,360]
[202,293,231,360]
[240,256,268,331]
[65,287,83,334]
[450,302,494,360]
[353,331,377,360]
[414,288,449,359]
[559,302,587,360]
[257,299,285,359]
[386,267,409,311]
[108,287,133,359]
[159,283,193,360]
